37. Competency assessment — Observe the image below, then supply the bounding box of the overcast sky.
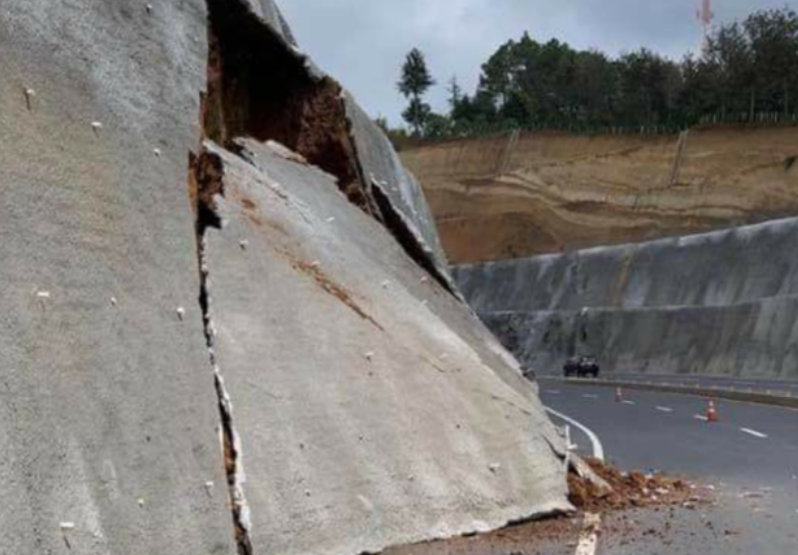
[279,0,794,126]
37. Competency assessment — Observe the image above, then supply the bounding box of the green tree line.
[393,7,798,140]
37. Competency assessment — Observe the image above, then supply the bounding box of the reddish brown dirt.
[293,260,384,331]
[204,0,368,209]
[568,457,703,513]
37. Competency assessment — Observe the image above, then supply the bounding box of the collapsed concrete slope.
[402,128,798,263]
[200,140,568,555]
[0,1,568,554]
[455,218,798,380]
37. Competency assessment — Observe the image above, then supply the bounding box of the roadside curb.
[538,377,798,410]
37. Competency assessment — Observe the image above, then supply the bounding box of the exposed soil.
[203,0,368,209]
[568,457,701,513]
[402,127,798,263]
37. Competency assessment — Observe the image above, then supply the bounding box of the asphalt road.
[541,382,798,555]
[603,372,798,397]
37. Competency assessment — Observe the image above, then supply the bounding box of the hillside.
[401,126,798,263]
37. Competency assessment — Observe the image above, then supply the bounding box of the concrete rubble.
[0,1,568,554]
[455,217,798,379]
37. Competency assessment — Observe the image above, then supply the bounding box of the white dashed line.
[656,406,674,413]
[740,428,768,439]
[622,400,636,406]
[582,394,599,400]
[546,390,562,395]
[694,414,708,422]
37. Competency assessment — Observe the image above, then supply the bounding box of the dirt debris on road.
[568,457,705,513]
[382,458,713,555]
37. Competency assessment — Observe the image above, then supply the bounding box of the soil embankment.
[402,127,798,263]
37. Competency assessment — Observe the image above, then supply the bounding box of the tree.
[707,21,753,118]
[744,8,798,116]
[398,6,798,139]
[478,40,516,110]
[447,76,463,111]
[401,98,432,137]
[398,48,436,135]
[574,50,617,124]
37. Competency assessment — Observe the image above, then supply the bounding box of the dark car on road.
[563,355,600,378]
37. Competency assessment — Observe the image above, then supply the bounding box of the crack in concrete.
[192,2,465,551]
[193,153,254,554]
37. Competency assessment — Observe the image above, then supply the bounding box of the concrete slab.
[201,140,570,555]
[0,1,236,553]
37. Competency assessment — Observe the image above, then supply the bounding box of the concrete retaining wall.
[455,219,798,381]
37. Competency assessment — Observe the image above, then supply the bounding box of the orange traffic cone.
[615,387,623,403]
[706,399,718,422]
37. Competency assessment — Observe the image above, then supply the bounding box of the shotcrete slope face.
[200,140,568,555]
[0,1,568,554]
[454,218,798,379]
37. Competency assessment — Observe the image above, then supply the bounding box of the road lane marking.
[622,400,636,406]
[546,390,562,395]
[694,414,708,421]
[656,406,673,413]
[740,428,768,439]
[543,408,604,555]
[575,512,601,555]
[582,394,599,400]
[545,407,605,462]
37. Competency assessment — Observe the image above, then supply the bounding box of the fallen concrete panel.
[201,139,570,555]
[0,1,236,553]
[345,95,453,282]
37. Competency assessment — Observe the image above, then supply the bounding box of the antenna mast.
[697,0,714,49]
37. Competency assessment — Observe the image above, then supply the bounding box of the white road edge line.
[545,407,605,462]
[656,406,673,413]
[740,428,768,439]
[545,408,605,555]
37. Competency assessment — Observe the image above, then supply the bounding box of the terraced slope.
[402,127,798,263]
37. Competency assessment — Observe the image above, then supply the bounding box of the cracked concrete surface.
[0,0,236,553]
[0,0,569,553]
[199,139,570,555]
